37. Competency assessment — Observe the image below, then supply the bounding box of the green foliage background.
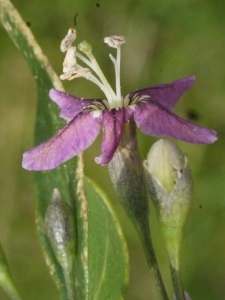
[0,0,224,299]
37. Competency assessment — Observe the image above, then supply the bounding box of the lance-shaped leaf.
[84,177,129,300]
[0,0,75,298]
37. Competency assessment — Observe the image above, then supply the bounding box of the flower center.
[60,29,125,109]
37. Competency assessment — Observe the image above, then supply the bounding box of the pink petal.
[49,89,94,120]
[22,111,101,170]
[134,101,217,144]
[131,76,195,110]
[95,107,134,165]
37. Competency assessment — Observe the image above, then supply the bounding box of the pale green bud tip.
[144,139,193,246]
[45,189,76,270]
[144,139,186,194]
[78,40,92,53]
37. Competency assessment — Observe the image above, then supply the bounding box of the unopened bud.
[144,139,193,270]
[144,139,193,210]
[104,35,125,48]
[145,139,185,194]
[60,28,76,52]
[45,189,76,276]
[108,120,149,227]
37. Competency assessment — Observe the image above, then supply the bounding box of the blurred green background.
[0,0,225,299]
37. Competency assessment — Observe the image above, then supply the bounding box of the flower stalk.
[108,119,169,300]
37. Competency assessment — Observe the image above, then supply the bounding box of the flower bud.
[145,139,186,194]
[45,189,76,299]
[108,119,149,229]
[144,140,193,232]
[144,139,193,287]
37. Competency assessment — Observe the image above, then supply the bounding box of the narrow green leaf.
[84,177,129,300]
[0,1,78,298]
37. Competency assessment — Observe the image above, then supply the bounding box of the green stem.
[135,220,169,300]
[167,244,185,300]
[63,269,76,300]
[170,265,185,300]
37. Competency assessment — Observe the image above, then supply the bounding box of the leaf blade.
[84,177,129,300]
[0,1,78,298]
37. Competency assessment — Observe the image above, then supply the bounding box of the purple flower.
[22,33,217,171]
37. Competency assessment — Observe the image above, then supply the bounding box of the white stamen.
[62,47,76,73]
[60,28,76,52]
[60,66,91,81]
[109,45,122,107]
[104,35,125,49]
[83,51,117,108]
[59,30,126,109]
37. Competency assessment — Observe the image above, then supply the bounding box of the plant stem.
[135,219,169,300]
[63,269,76,300]
[167,245,185,300]
[170,266,185,300]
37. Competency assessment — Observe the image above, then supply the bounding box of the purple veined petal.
[49,89,95,120]
[22,110,101,170]
[134,100,217,144]
[131,76,195,110]
[95,107,134,165]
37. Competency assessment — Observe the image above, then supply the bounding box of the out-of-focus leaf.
[84,177,129,300]
[0,1,78,298]
[0,242,22,300]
